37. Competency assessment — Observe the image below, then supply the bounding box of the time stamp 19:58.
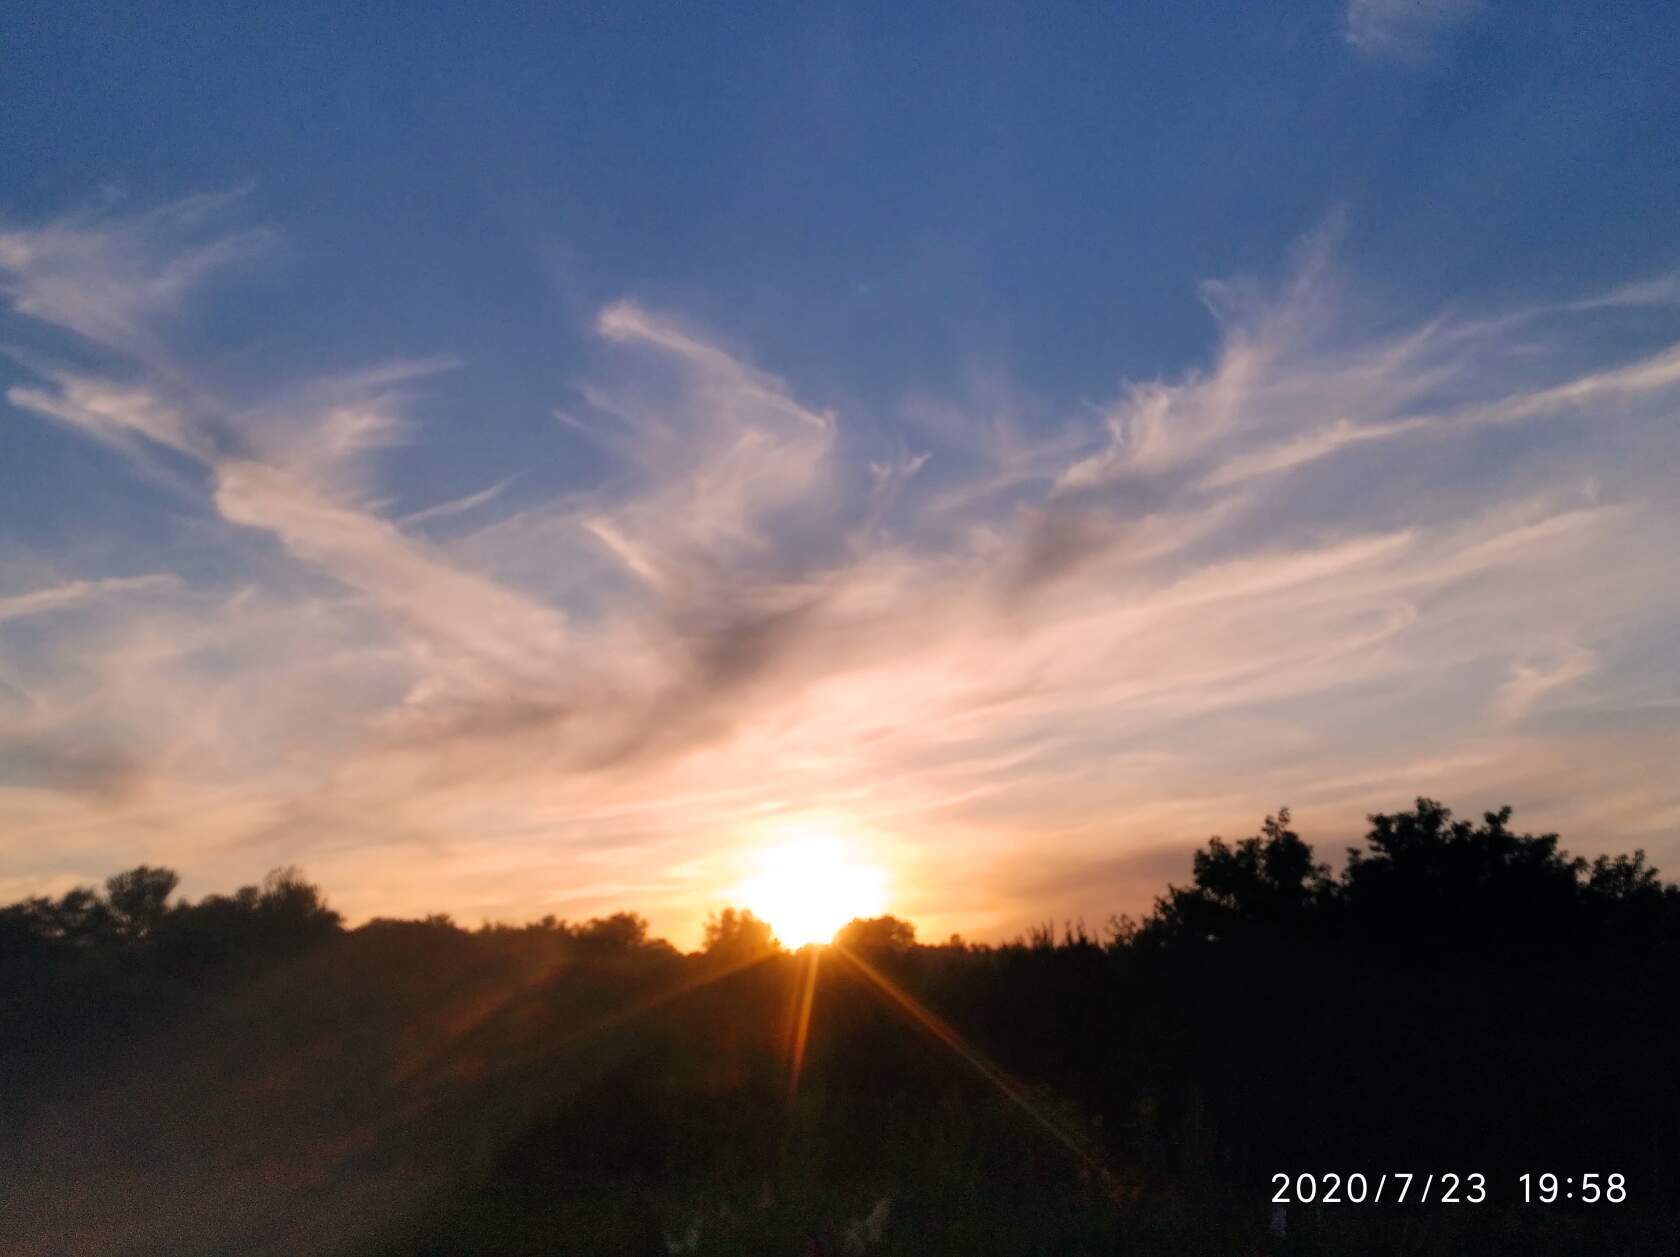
[1271,1171,1629,1205]
[1520,1173,1628,1203]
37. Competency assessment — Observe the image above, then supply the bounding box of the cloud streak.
[0,574,178,626]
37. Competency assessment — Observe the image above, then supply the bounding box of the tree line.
[2,798,1677,1253]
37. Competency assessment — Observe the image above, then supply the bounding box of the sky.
[2,1,1678,946]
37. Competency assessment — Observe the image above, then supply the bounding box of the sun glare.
[735,836,887,948]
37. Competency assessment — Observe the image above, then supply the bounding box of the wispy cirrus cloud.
[0,574,178,626]
[1494,641,1599,722]
[1345,0,1481,62]
[2,193,1678,942]
[0,187,269,360]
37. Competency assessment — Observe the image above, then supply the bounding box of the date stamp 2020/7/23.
[1270,1171,1629,1206]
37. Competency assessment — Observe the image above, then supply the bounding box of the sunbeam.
[829,943,1119,1195]
[786,944,822,1105]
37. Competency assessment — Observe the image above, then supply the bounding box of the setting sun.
[735,837,887,948]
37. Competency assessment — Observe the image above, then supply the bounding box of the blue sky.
[3,1,1678,942]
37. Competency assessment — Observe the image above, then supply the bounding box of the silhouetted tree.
[105,866,178,941]
[701,907,777,965]
[835,915,916,956]
[572,911,650,952]
[257,866,342,933]
[1140,807,1329,946]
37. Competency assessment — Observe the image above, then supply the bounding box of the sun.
[735,836,887,948]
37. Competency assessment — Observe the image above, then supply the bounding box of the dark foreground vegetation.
[3,800,1677,1255]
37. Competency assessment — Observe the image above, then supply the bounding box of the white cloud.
[1495,642,1599,722]
[0,574,178,626]
[7,370,201,457]
[1345,0,1480,61]
[0,188,268,359]
[403,475,521,526]
[1568,272,1680,312]
[2,196,1678,943]
[1199,416,1431,488]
